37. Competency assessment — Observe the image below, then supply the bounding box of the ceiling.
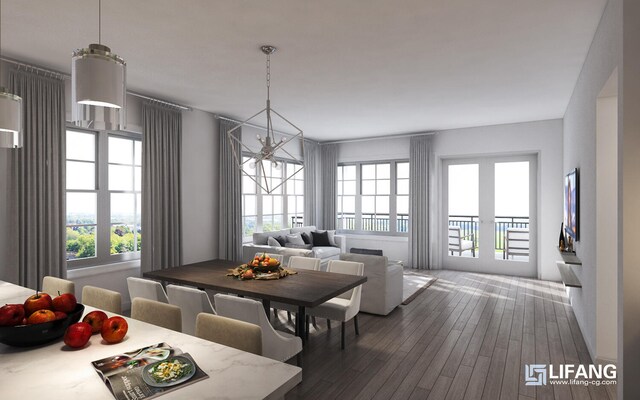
[3,0,607,141]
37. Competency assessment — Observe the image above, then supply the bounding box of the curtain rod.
[0,56,192,111]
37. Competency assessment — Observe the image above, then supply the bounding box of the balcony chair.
[504,228,530,259]
[448,226,475,257]
[167,284,216,335]
[195,313,262,356]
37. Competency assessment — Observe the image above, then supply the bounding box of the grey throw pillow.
[286,233,305,245]
[267,236,282,247]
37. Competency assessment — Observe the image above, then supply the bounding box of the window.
[65,129,142,267]
[241,156,304,239]
[337,160,409,235]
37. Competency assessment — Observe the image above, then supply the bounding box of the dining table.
[0,280,301,400]
[143,259,368,343]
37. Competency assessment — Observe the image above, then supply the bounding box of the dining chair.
[167,284,216,335]
[195,313,262,356]
[131,297,182,332]
[42,276,75,296]
[214,293,302,362]
[272,256,321,324]
[127,277,169,303]
[306,259,365,349]
[82,285,122,314]
[253,252,284,263]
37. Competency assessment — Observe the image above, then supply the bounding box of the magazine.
[92,342,209,400]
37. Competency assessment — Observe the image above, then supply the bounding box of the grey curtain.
[409,135,431,269]
[218,119,243,261]
[320,143,338,230]
[303,139,319,227]
[7,70,66,289]
[141,103,182,272]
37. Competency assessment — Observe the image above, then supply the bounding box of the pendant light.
[228,45,304,194]
[0,0,22,148]
[72,0,126,130]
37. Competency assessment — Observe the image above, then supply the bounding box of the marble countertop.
[0,281,302,400]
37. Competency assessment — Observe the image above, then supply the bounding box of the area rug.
[402,272,437,305]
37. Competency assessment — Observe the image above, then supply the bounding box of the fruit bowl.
[253,262,281,273]
[0,304,85,347]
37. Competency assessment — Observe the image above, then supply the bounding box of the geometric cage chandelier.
[227,45,304,194]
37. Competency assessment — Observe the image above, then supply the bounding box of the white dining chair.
[42,276,75,296]
[167,284,216,335]
[82,285,122,314]
[195,313,262,356]
[127,277,169,303]
[306,259,365,349]
[131,297,182,332]
[214,293,302,362]
[272,256,321,324]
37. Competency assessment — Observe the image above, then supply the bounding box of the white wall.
[181,110,219,264]
[562,0,620,365]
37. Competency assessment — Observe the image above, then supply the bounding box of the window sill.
[342,233,409,241]
[67,259,140,279]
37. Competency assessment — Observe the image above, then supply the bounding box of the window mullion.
[97,130,111,264]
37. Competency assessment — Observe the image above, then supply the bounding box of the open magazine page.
[92,344,209,400]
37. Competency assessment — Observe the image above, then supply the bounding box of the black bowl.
[0,304,85,347]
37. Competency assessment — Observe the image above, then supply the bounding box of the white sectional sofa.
[242,226,346,269]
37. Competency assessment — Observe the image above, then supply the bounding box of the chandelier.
[227,45,304,194]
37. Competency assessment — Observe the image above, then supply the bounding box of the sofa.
[339,253,403,316]
[242,226,346,269]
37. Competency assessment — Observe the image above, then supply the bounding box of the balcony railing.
[336,213,409,233]
[290,215,304,228]
[448,215,529,252]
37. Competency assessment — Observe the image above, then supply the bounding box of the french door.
[442,154,537,277]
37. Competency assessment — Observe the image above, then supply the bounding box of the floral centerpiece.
[227,253,297,280]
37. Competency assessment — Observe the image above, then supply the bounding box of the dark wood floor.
[279,270,616,400]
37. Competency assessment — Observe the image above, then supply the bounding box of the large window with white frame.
[337,160,409,235]
[66,128,142,267]
[241,156,304,239]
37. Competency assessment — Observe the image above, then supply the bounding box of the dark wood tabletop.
[143,259,367,308]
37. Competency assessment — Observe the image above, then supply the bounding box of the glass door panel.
[447,164,479,258]
[495,162,530,261]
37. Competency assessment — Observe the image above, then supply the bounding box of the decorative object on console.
[558,222,566,251]
[71,0,126,130]
[563,168,579,241]
[0,0,22,148]
[227,45,304,194]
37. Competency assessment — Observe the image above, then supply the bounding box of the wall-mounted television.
[564,168,579,241]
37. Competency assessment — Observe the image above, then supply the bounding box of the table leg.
[262,299,271,319]
[296,306,306,344]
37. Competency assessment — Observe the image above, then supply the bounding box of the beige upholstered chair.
[167,284,216,335]
[195,313,262,356]
[42,276,75,296]
[131,297,182,332]
[82,285,122,314]
[215,293,302,362]
[127,277,169,303]
[272,256,321,323]
[448,226,475,257]
[306,259,365,349]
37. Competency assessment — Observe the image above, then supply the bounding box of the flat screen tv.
[564,168,579,241]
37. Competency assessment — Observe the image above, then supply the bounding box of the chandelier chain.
[266,52,271,101]
[98,0,101,45]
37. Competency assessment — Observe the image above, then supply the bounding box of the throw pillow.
[275,236,287,246]
[267,236,282,247]
[313,229,338,247]
[301,232,312,245]
[286,233,306,245]
[311,230,331,247]
[284,243,313,250]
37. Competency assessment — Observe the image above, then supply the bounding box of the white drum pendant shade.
[72,44,125,109]
[0,90,22,148]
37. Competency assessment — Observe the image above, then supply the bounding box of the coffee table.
[143,259,367,343]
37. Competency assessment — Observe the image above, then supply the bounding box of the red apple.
[64,322,92,348]
[52,293,77,313]
[23,292,53,316]
[27,309,56,324]
[82,310,108,334]
[0,304,25,326]
[101,316,128,344]
[54,311,67,321]
[20,317,27,325]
